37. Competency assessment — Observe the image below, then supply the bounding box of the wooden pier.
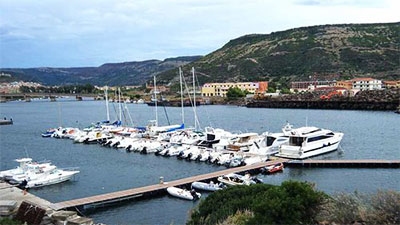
[286,159,400,168]
[50,159,288,211]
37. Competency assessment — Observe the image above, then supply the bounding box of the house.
[201,81,268,97]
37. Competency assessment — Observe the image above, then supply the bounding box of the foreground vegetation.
[187,180,400,225]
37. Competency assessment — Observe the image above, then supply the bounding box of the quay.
[286,159,400,168]
[51,159,288,211]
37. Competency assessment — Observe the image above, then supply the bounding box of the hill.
[0,56,201,86]
[2,23,398,87]
[157,22,400,86]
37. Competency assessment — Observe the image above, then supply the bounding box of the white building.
[351,78,382,90]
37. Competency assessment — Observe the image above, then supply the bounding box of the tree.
[226,87,246,99]
[187,180,327,225]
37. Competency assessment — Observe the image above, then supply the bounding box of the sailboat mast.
[105,86,110,122]
[179,67,184,125]
[192,67,197,130]
[154,76,158,127]
[118,87,122,125]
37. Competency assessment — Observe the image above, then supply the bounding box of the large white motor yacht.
[276,126,344,159]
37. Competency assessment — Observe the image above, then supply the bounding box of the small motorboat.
[191,181,224,192]
[217,173,259,186]
[260,162,284,174]
[0,117,13,125]
[167,186,201,201]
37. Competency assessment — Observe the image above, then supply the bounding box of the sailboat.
[146,76,184,137]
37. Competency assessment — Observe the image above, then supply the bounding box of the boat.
[249,132,289,156]
[0,158,33,180]
[3,158,80,188]
[0,117,13,125]
[24,168,80,188]
[191,181,224,191]
[166,186,201,201]
[41,128,56,137]
[217,173,259,186]
[260,162,284,174]
[275,126,344,159]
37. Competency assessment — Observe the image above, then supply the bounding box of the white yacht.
[24,168,80,188]
[276,126,344,159]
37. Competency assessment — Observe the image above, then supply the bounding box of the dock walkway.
[51,159,288,211]
[286,159,400,168]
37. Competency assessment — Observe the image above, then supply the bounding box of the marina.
[0,100,399,224]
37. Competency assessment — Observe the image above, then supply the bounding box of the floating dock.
[51,159,288,211]
[286,159,400,168]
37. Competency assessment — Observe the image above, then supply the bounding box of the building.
[351,78,382,90]
[201,81,268,97]
[335,80,353,90]
[383,80,400,89]
[290,81,335,92]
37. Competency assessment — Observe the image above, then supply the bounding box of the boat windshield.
[289,137,305,146]
[266,136,276,146]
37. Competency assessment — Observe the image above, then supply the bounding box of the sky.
[0,0,399,68]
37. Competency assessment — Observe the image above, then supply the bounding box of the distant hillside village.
[1,77,399,101]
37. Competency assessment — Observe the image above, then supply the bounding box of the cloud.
[0,0,399,68]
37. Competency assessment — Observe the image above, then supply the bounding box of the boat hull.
[25,171,79,188]
[167,187,201,201]
[276,141,341,159]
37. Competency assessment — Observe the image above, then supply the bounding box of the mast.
[105,86,110,122]
[179,67,184,125]
[192,67,198,130]
[118,87,122,125]
[154,76,158,126]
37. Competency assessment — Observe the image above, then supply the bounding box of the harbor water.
[1,99,399,224]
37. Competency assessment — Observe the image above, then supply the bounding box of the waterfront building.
[350,78,382,90]
[201,81,268,97]
[290,81,335,92]
[335,80,353,90]
[383,80,400,89]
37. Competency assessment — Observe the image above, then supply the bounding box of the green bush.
[187,180,327,225]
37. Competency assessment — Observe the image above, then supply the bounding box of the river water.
[0,99,399,224]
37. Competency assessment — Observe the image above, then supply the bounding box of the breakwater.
[246,99,398,110]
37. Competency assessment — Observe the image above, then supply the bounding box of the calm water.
[1,99,399,225]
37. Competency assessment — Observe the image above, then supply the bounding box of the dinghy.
[167,186,201,201]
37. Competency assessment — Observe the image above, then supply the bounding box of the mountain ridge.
[1,22,399,87]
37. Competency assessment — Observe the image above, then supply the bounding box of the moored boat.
[0,117,13,125]
[166,186,201,201]
[276,126,344,159]
[24,168,80,188]
[217,173,260,186]
[191,181,224,192]
[260,162,284,174]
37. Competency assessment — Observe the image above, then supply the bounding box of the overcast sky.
[0,0,399,68]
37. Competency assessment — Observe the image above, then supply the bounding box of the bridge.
[0,93,100,102]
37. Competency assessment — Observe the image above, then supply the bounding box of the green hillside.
[157,22,400,86]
